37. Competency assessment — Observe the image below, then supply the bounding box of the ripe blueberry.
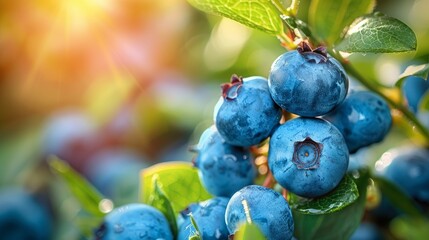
[324,91,392,153]
[350,222,383,240]
[376,146,429,204]
[42,110,98,172]
[268,117,349,198]
[0,188,52,240]
[268,42,348,117]
[225,185,294,240]
[84,149,148,205]
[178,197,229,240]
[193,126,256,197]
[214,75,282,147]
[95,203,172,240]
[401,75,429,113]
[42,110,96,157]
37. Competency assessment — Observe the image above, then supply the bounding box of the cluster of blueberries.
[365,75,429,224]
[186,43,392,240]
[0,42,397,240]
[94,42,393,240]
[350,75,429,239]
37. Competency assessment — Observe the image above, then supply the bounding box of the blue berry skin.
[178,197,229,240]
[42,110,95,157]
[95,204,172,240]
[378,147,429,204]
[401,76,429,113]
[214,75,282,147]
[194,126,256,197]
[0,188,52,240]
[350,222,384,240]
[268,117,349,198]
[324,91,392,153]
[268,47,348,117]
[225,185,294,240]
[84,150,148,205]
[418,110,429,130]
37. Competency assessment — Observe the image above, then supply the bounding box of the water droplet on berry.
[114,224,124,233]
[139,233,147,238]
[223,154,237,162]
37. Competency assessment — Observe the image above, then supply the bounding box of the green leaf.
[140,162,212,216]
[336,13,417,53]
[186,0,284,35]
[418,91,429,112]
[293,168,370,240]
[189,214,203,240]
[75,210,104,238]
[48,156,108,217]
[235,223,266,240]
[399,64,429,80]
[372,176,424,218]
[189,214,201,233]
[147,176,178,237]
[390,216,429,240]
[309,0,375,44]
[396,63,429,87]
[189,235,202,240]
[0,123,43,185]
[289,175,359,214]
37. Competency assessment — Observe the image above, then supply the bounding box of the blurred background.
[0,0,428,239]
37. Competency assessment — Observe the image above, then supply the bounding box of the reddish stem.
[263,171,275,188]
[282,188,288,200]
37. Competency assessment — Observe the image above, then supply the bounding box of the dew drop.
[114,224,124,233]
[139,233,147,239]
[223,154,237,162]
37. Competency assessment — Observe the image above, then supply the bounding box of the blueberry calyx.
[221,74,243,100]
[180,207,192,218]
[95,222,107,240]
[297,41,328,63]
[292,137,323,170]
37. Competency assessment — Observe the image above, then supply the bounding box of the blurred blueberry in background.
[0,187,52,240]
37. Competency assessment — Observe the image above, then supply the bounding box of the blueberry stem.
[276,31,296,50]
[270,0,299,17]
[262,170,275,188]
[330,50,429,144]
[282,188,288,200]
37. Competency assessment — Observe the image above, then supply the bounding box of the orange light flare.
[0,0,191,117]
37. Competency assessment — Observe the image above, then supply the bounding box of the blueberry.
[268,42,348,117]
[225,185,294,240]
[376,146,429,204]
[418,111,429,130]
[401,76,429,113]
[350,222,384,240]
[178,197,229,240]
[95,203,172,240]
[84,149,148,205]
[42,110,96,157]
[214,75,282,147]
[193,126,256,197]
[417,90,429,130]
[0,188,52,240]
[268,117,349,198]
[42,110,98,171]
[324,91,392,153]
